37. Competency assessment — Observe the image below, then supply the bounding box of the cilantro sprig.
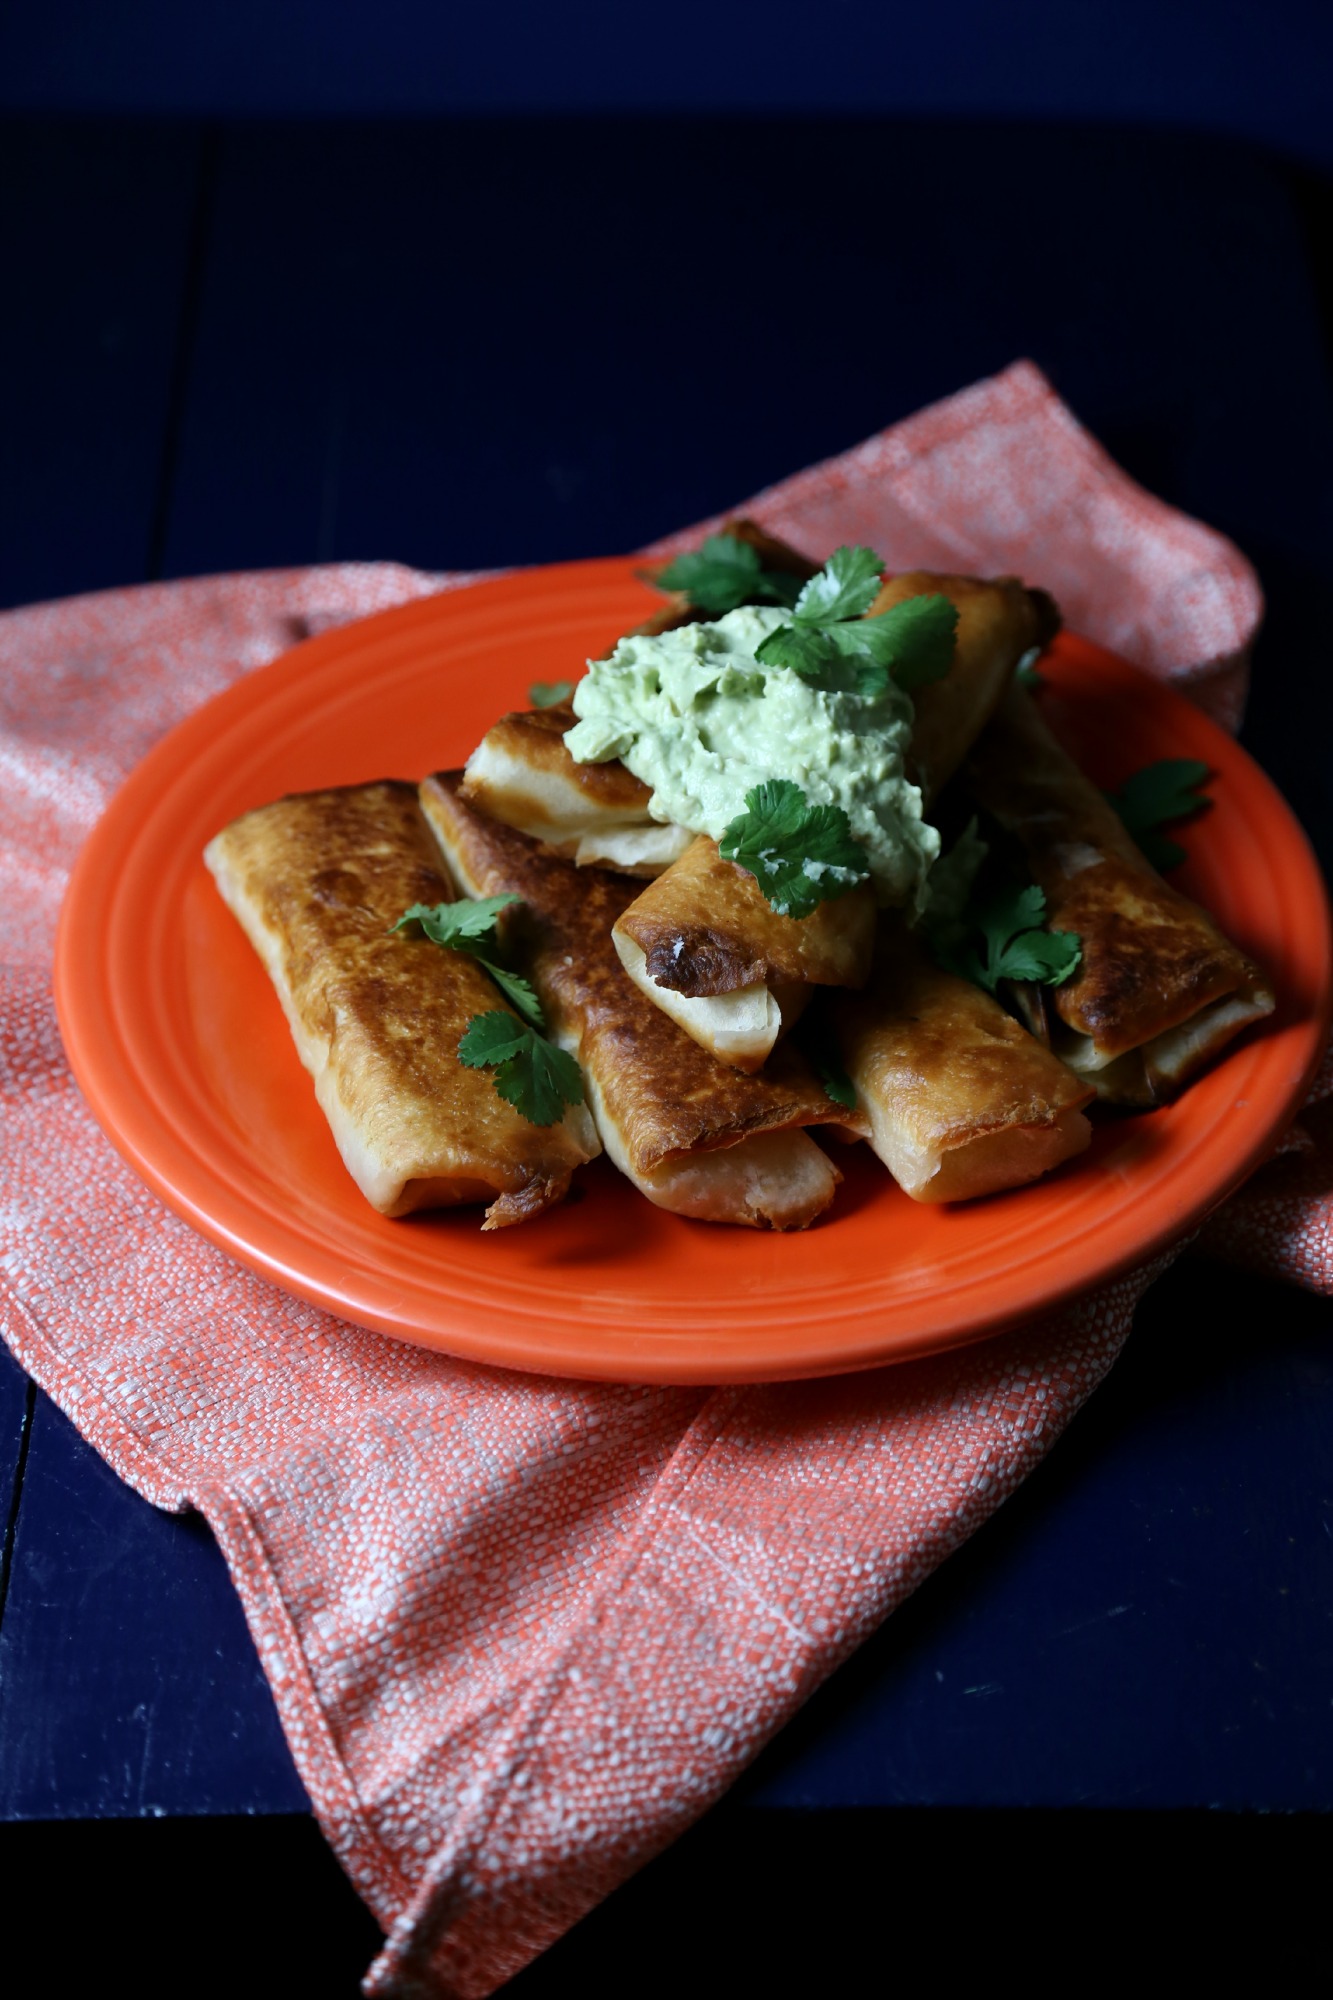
[653,532,803,616]
[800,1013,858,1110]
[753,546,958,701]
[926,876,1081,996]
[529,680,574,709]
[457,1013,585,1127]
[944,881,1081,995]
[1105,759,1212,872]
[719,778,869,920]
[392,897,586,1124]
[393,897,544,1029]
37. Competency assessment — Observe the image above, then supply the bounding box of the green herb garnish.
[753,546,958,701]
[393,897,545,1030]
[801,1016,858,1110]
[457,1012,585,1127]
[653,533,803,616]
[719,778,869,920]
[529,680,574,708]
[1105,759,1212,872]
[784,543,885,624]
[393,899,586,1124]
[947,881,1082,994]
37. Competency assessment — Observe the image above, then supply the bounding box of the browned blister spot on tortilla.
[643,928,768,995]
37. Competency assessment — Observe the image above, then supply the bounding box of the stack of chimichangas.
[206,525,1274,1232]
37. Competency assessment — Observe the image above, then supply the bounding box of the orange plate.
[55,556,1333,1384]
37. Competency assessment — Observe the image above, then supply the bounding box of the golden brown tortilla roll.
[833,926,1095,1202]
[871,570,1062,804]
[420,773,852,1229]
[460,700,693,876]
[204,781,599,1227]
[964,685,1274,1104]
[612,834,875,1071]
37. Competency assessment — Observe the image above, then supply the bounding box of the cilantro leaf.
[1105,759,1212,871]
[755,618,895,698]
[790,545,886,625]
[1110,758,1212,827]
[393,897,519,946]
[967,882,1081,994]
[458,1011,585,1126]
[754,621,842,681]
[719,778,869,920]
[817,621,892,700]
[820,597,958,697]
[655,533,802,616]
[392,894,546,1031]
[490,1037,585,1126]
[754,545,957,703]
[991,928,1084,985]
[457,1011,531,1068]
[800,1016,858,1110]
[482,962,546,1033]
[529,680,574,708]
[860,594,958,691]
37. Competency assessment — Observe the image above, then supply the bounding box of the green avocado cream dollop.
[562,604,940,907]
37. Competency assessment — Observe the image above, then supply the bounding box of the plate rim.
[54,556,1333,1383]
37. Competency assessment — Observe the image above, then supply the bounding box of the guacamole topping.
[562,605,940,907]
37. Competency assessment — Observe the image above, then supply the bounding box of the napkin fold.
[1,359,1329,1998]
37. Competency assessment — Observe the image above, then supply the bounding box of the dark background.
[2,5,1332,1993]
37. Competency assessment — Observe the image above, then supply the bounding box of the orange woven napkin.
[2,360,1328,1997]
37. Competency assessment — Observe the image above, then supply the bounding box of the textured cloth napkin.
[2,359,1330,1997]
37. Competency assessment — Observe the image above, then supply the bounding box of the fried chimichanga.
[419,773,851,1228]
[607,571,1058,1065]
[832,926,1095,1201]
[611,834,875,1071]
[875,571,1062,802]
[460,700,693,876]
[204,781,599,1226]
[964,686,1275,1104]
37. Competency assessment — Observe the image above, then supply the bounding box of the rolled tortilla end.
[888,1105,1093,1204]
[573,821,693,873]
[461,702,648,823]
[612,926,784,1071]
[834,927,1095,1203]
[1057,984,1276,1106]
[615,836,876,997]
[610,835,874,1060]
[583,1067,841,1229]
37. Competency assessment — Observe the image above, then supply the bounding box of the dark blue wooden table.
[2,117,1332,1992]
